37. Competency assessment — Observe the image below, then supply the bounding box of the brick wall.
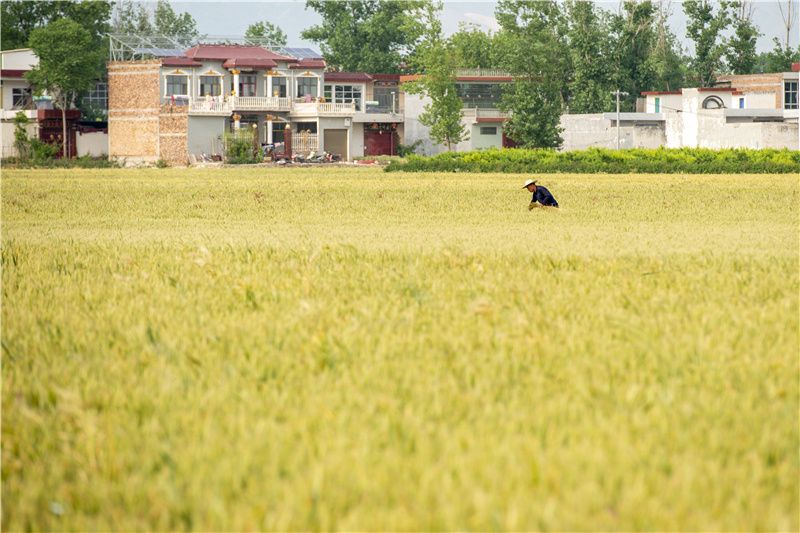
[108,60,189,165]
[717,73,783,108]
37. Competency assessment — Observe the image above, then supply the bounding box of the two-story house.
[108,44,404,164]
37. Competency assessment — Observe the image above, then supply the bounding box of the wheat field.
[2,167,798,531]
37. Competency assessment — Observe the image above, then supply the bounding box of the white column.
[317,76,321,99]
[232,70,240,97]
[267,75,273,98]
[267,119,273,143]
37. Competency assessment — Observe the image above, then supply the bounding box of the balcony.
[462,107,509,123]
[232,96,291,112]
[188,100,229,115]
[291,101,356,116]
[455,68,512,78]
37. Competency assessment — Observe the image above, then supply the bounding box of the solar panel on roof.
[278,47,323,59]
[134,47,185,57]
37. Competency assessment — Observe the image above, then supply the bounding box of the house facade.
[561,64,800,151]
[108,45,404,164]
[1,48,108,159]
[401,69,514,155]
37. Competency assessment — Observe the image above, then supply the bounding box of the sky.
[167,0,796,55]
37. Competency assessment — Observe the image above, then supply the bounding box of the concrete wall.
[1,79,31,110]
[403,93,480,154]
[0,119,37,158]
[1,49,37,70]
[76,131,108,157]
[471,123,502,149]
[188,115,225,157]
[350,122,364,158]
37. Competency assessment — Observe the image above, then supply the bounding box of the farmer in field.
[523,179,559,209]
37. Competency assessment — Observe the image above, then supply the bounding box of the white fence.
[293,132,318,154]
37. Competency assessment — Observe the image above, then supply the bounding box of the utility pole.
[611,89,629,149]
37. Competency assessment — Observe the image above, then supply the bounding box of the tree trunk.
[61,102,68,159]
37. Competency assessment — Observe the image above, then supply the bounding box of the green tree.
[302,0,426,73]
[755,38,800,73]
[725,0,759,74]
[403,3,467,150]
[684,0,731,87]
[565,0,613,113]
[27,19,102,158]
[648,2,687,91]
[1,0,111,52]
[494,0,568,148]
[245,21,288,46]
[609,1,657,110]
[154,0,199,45]
[449,23,496,69]
[112,1,154,35]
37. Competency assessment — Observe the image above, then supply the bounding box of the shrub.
[384,147,800,174]
[224,130,260,164]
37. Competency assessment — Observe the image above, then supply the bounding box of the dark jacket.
[532,186,559,207]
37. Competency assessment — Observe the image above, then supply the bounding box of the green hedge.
[384,147,800,174]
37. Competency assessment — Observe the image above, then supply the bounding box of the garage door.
[364,129,397,156]
[324,129,347,159]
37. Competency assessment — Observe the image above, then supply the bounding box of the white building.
[561,65,800,151]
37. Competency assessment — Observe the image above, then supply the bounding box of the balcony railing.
[462,107,508,121]
[456,68,512,78]
[172,97,359,116]
[232,96,291,111]
[292,101,356,116]
[188,98,230,115]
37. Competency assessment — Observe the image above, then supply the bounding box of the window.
[199,75,221,97]
[271,121,286,144]
[654,97,660,113]
[456,83,503,108]
[271,77,287,97]
[11,87,32,109]
[785,81,798,110]
[738,97,745,109]
[370,86,397,113]
[296,77,318,98]
[165,75,188,97]
[480,126,497,135]
[240,74,256,97]
[323,84,362,110]
[83,81,108,110]
[296,122,317,134]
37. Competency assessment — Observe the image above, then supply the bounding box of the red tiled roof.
[161,57,202,67]
[371,73,400,82]
[184,44,296,62]
[324,71,371,81]
[222,58,278,69]
[476,117,506,123]
[641,90,681,96]
[698,87,737,92]
[792,62,800,72]
[1,69,27,78]
[289,58,326,69]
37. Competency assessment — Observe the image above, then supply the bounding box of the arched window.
[702,95,724,109]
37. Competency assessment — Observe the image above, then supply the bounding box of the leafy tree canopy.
[302,0,427,73]
[449,23,496,69]
[404,2,468,150]
[112,1,199,45]
[1,0,111,52]
[27,18,102,156]
[684,0,731,87]
[245,21,288,46]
